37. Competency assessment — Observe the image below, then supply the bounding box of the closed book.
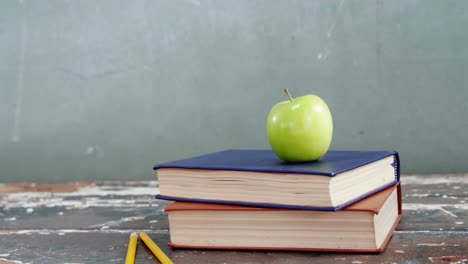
[154,149,400,211]
[165,183,402,253]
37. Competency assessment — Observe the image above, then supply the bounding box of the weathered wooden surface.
[0,175,467,264]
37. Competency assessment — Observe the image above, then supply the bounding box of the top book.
[154,150,400,211]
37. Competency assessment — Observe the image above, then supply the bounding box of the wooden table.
[0,175,467,264]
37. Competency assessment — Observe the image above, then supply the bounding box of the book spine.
[392,153,400,182]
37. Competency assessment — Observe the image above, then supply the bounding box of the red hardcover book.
[165,183,402,253]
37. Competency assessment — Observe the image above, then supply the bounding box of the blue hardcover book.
[154,150,400,211]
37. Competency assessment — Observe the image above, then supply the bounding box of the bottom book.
[164,183,401,253]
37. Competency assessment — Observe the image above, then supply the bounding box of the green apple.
[266,89,333,162]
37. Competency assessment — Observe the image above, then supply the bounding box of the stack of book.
[153,150,401,253]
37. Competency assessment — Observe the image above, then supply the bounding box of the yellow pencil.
[125,232,139,264]
[140,232,174,264]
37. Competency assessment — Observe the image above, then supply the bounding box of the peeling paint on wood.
[0,182,93,194]
[0,229,168,235]
[403,203,467,217]
[0,259,29,264]
[0,175,467,264]
[403,175,468,185]
[0,181,160,209]
[429,256,468,263]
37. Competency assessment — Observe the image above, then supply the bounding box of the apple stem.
[284,88,293,102]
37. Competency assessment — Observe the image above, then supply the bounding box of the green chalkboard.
[1,0,468,182]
